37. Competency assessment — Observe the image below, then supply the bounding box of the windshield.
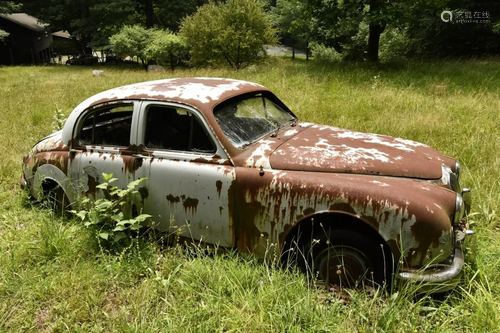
[213,93,296,148]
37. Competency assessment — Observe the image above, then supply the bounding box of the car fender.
[32,164,75,208]
[232,167,456,268]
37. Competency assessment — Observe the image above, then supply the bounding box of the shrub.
[310,42,342,63]
[71,173,151,250]
[109,25,152,64]
[180,0,277,69]
[146,30,187,71]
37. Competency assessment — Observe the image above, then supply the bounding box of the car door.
[135,101,235,247]
[67,101,141,202]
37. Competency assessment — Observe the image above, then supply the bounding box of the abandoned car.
[21,78,473,289]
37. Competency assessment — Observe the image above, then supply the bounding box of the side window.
[79,104,133,147]
[144,105,215,153]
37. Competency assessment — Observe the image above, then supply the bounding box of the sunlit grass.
[0,59,499,331]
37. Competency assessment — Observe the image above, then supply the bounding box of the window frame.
[137,101,223,159]
[213,91,297,149]
[72,101,139,150]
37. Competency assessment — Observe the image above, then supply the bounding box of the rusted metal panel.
[138,158,236,246]
[230,167,456,267]
[233,122,456,179]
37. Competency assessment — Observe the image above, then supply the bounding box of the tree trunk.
[367,23,385,62]
[145,0,154,28]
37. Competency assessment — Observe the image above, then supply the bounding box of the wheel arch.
[280,211,396,266]
[32,164,75,208]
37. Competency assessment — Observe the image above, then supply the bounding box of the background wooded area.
[2,0,500,66]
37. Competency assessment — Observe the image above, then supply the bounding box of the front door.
[135,101,235,247]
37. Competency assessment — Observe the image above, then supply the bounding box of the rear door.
[68,101,140,201]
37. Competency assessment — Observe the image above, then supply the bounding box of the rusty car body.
[21,78,473,289]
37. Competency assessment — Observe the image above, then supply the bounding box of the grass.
[1,58,500,331]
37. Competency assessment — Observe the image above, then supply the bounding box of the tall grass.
[0,59,499,331]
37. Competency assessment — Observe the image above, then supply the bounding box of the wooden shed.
[0,13,52,65]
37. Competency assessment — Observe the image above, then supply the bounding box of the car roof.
[80,77,267,111]
[62,77,269,145]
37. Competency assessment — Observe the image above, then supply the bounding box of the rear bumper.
[20,173,28,190]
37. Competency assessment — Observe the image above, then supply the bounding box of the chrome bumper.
[398,228,475,291]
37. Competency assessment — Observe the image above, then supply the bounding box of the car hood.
[269,124,454,179]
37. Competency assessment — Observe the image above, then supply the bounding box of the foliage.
[0,0,20,13]
[110,25,152,64]
[146,29,187,70]
[51,108,67,131]
[378,27,413,61]
[0,0,21,42]
[309,41,342,63]
[270,0,312,56]
[21,0,204,51]
[0,29,8,42]
[22,0,140,51]
[110,26,186,68]
[71,173,151,250]
[301,0,500,61]
[401,1,500,58]
[151,0,208,32]
[180,0,277,69]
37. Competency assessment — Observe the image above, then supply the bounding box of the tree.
[110,26,187,69]
[109,25,152,64]
[180,0,277,69]
[304,0,451,61]
[271,0,312,59]
[146,29,186,70]
[403,0,500,58]
[151,0,207,32]
[0,1,22,42]
[21,0,139,52]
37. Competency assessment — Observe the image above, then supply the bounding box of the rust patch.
[268,125,456,180]
[182,197,199,215]
[138,187,149,205]
[30,151,70,175]
[166,194,180,204]
[216,180,223,198]
[329,203,356,215]
[85,175,97,199]
[227,166,455,267]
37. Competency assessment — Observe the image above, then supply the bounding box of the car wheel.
[304,229,392,288]
[41,180,69,212]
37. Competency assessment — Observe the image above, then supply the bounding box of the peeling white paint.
[62,78,265,144]
[244,139,276,168]
[84,78,262,106]
[334,128,427,152]
[370,180,390,187]
[283,129,299,137]
[31,131,64,154]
